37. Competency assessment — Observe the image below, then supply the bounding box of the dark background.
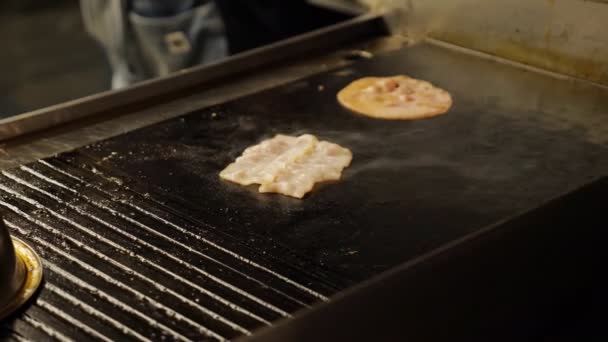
[0,0,109,119]
[0,0,349,120]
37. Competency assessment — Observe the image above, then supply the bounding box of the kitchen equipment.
[0,1,606,340]
[0,217,43,320]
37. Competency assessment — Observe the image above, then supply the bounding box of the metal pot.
[0,217,43,320]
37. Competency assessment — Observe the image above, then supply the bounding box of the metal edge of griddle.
[241,176,608,341]
[426,38,608,91]
[307,0,368,16]
[0,13,389,142]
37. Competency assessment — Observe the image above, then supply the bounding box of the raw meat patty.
[337,75,452,120]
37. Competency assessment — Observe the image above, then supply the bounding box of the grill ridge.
[22,313,74,342]
[4,220,205,341]
[44,283,150,341]
[46,156,348,292]
[2,170,288,324]
[1,157,341,340]
[0,195,263,339]
[38,159,335,300]
[36,299,113,342]
[22,163,310,306]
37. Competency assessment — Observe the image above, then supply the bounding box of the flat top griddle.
[78,42,608,283]
[1,41,607,340]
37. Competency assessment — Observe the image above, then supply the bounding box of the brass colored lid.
[0,237,43,320]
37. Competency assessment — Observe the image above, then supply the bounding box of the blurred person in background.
[80,0,352,89]
[80,0,226,89]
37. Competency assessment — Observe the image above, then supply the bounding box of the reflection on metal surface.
[406,0,608,85]
[0,236,43,320]
[343,49,374,60]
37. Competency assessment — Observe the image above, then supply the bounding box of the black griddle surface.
[77,42,608,284]
[2,42,608,340]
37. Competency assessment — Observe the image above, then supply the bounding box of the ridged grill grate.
[0,158,337,341]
